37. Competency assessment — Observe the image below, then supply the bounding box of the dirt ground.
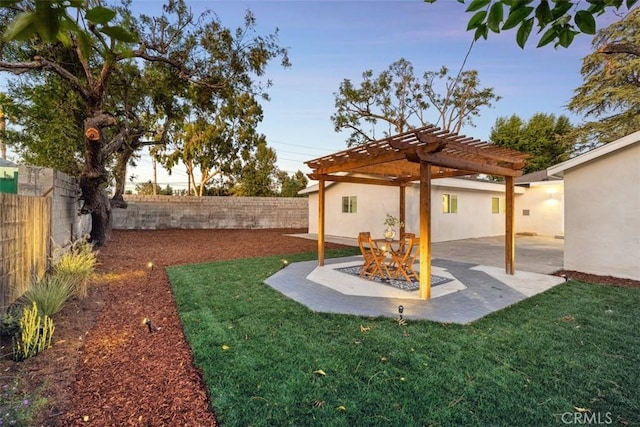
[0,229,637,426]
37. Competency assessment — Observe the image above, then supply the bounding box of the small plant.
[53,237,97,298]
[383,213,403,228]
[0,378,46,426]
[0,307,21,338]
[19,275,75,318]
[13,302,55,361]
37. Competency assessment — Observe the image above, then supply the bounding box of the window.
[342,196,357,213]
[442,194,457,214]
[491,197,500,214]
[522,209,530,216]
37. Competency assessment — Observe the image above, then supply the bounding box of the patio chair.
[358,232,391,280]
[357,232,375,277]
[389,235,420,283]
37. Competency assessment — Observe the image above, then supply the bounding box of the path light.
[398,305,404,320]
[280,259,289,269]
[143,318,153,333]
[561,274,568,282]
[147,261,155,270]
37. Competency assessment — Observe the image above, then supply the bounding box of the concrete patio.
[264,235,565,324]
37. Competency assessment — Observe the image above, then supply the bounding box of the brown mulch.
[553,269,640,289]
[0,229,346,427]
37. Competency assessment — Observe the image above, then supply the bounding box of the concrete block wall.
[112,195,308,230]
[18,165,91,250]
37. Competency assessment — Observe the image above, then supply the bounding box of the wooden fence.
[0,193,51,311]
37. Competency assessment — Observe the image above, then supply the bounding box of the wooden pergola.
[305,125,529,300]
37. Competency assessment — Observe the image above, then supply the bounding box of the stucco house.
[548,130,640,281]
[300,172,564,242]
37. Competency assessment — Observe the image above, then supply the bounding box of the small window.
[342,196,357,213]
[522,209,530,216]
[443,194,457,214]
[491,197,500,214]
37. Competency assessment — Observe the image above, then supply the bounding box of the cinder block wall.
[18,165,91,250]
[112,195,308,230]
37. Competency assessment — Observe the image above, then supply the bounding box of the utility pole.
[152,158,158,195]
[0,106,6,160]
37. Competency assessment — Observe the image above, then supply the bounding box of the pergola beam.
[308,173,402,187]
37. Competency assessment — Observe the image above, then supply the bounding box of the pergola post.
[399,184,406,236]
[318,178,325,266]
[505,175,515,274]
[419,162,432,299]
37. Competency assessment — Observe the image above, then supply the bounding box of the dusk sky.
[3,1,625,190]
[131,0,614,189]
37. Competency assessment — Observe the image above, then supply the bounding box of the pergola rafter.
[305,125,528,299]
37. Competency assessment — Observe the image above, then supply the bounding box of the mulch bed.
[1,229,637,426]
[0,229,346,427]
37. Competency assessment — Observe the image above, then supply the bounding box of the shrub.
[0,306,21,338]
[0,378,46,427]
[53,238,97,298]
[19,275,75,318]
[13,302,55,361]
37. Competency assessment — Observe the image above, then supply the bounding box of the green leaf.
[467,10,487,30]
[535,1,552,27]
[99,25,138,43]
[466,0,491,12]
[0,0,21,7]
[503,5,533,30]
[34,1,61,41]
[487,2,504,32]
[550,1,572,20]
[516,18,533,48]
[2,11,36,41]
[557,26,576,48]
[537,26,557,47]
[85,6,117,25]
[474,23,489,40]
[574,10,596,34]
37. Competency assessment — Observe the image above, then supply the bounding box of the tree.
[425,0,639,48]
[0,1,288,245]
[331,58,500,146]
[134,181,173,195]
[566,8,640,151]
[152,91,266,197]
[489,113,575,173]
[276,170,308,197]
[231,141,277,196]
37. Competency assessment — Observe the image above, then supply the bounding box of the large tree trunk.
[80,114,115,246]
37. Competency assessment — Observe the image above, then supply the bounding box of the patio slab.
[264,254,565,324]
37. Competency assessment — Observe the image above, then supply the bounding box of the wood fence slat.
[0,193,51,311]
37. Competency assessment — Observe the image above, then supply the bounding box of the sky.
[2,1,624,191]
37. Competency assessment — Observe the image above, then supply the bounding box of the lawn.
[167,249,640,426]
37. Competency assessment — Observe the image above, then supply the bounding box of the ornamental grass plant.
[53,238,97,298]
[18,275,75,318]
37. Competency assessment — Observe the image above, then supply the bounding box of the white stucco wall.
[561,143,640,280]
[515,182,564,236]
[307,178,531,242]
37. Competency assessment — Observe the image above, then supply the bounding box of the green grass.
[168,249,640,426]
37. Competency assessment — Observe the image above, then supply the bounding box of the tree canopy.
[489,113,575,173]
[0,1,289,245]
[331,58,500,146]
[567,8,640,151]
[425,0,639,48]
